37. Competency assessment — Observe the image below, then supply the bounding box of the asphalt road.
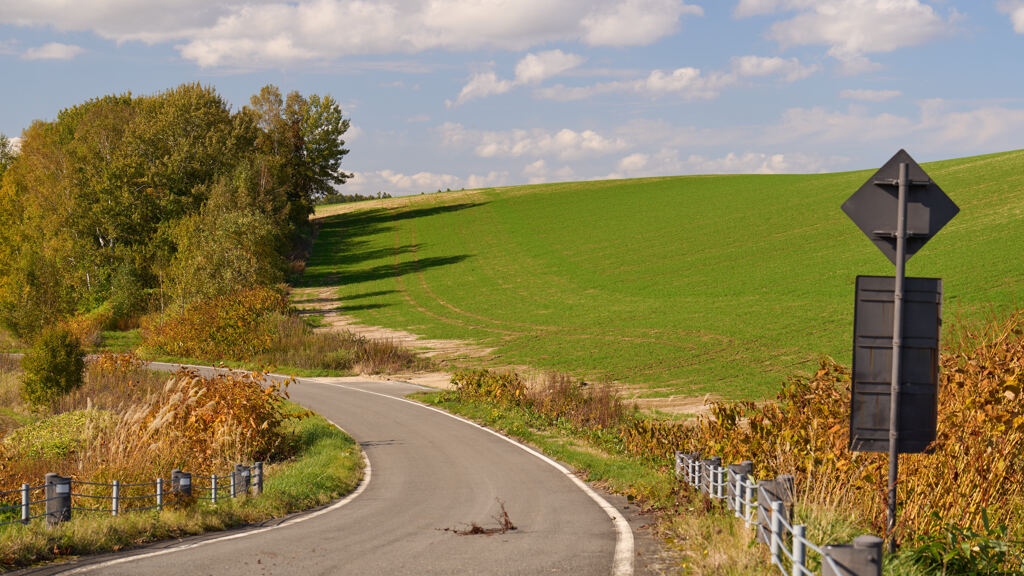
[29,370,634,575]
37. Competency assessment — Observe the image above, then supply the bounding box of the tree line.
[0,83,350,338]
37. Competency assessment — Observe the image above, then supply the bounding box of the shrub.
[140,286,288,360]
[20,327,85,408]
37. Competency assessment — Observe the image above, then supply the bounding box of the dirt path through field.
[292,280,711,415]
[291,282,497,390]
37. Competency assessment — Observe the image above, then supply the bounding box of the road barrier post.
[823,535,883,576]
[254,462,264,495]
[171,469,192,498]
[21,483,30,524]
[233,464,251,496]
[770,501,783,568]
[44,473,71,527]
[792,524,807,576]
[112,480,119,516]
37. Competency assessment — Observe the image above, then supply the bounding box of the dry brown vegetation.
[0,353,299,493]
[444,310,1024,570]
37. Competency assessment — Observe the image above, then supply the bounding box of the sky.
[2,0,1024,196]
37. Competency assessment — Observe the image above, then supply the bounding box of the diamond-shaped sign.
[842,149,959,265]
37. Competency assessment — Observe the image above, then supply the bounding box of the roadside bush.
[140,286,288,360]
[20,326,85,409]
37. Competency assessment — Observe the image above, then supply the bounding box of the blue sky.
[2,0,1023,196]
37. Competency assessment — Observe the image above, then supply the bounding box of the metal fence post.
[792,525,806,576]
[234,464,251,496]
[21,483,30,524]
[770,501,784,568]
[823,535,883,576]
[171,469,192,498]
[156,478,163,511]
[230,469,236,498]
[212,474,218,504]
[44,473,71,527]
[112,480,119,516]
[254,462,263,495]
[728,461,753,519]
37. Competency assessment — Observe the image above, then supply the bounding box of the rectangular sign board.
[850,276,942,453]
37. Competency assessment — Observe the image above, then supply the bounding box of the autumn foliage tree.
[0,84,351,336]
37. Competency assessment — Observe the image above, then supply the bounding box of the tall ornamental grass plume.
[0,362,300,493]
[83,369,299,482]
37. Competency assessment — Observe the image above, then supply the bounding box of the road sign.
[841,148,958,548]
[842,149,959,265]
[850,276,941,453]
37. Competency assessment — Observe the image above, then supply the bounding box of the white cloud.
[441,123,628,161]
[451,50,584,106]
[0,1,701,67]
[617,153,649,172]
[523,159,548,184]
[998,1,1024,33]
[7,137,21,153]
[535,55,815,102]
[22,42,83,60]
[731,55,818,82]
[767,106,915,144]
[538,67,733,101]
[0,1,228,44]
[346,168,508,195]
[608,147,845,178]
[918,100,1024,151]
[0,39,17,55]
[581,0,702,47]
[839,89,901,102]
[733,0,791,17]
[450,72,516,107]
[515,50,585,84]
[521,159,575,184]
[345,126,365,141]
[735,1,955,74]
[407,114,431,123]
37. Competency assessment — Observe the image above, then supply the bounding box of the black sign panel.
[842,149,959,265]
[850,276,942,453]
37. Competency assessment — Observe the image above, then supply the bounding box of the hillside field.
[304,149,1024,400]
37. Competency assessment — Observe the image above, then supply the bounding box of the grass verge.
[0,405,363,570]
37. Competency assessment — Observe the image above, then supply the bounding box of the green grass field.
[305,149,1024,400]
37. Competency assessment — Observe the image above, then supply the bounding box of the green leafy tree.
[0,83,351,337]
[21,326,85,409]
[0,133,14,181]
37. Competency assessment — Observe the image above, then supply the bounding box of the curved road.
[32,372,634,575]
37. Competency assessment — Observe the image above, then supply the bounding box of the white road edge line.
[61,418,371,575]
[320,380,635,576]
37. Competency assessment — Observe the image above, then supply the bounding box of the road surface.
[25,370,634,575]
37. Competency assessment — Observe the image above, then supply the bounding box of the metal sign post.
[886,162,908,545]
[842,149,959,552]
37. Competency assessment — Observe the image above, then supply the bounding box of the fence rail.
[676,452,883,576]
[0,462,264,529]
